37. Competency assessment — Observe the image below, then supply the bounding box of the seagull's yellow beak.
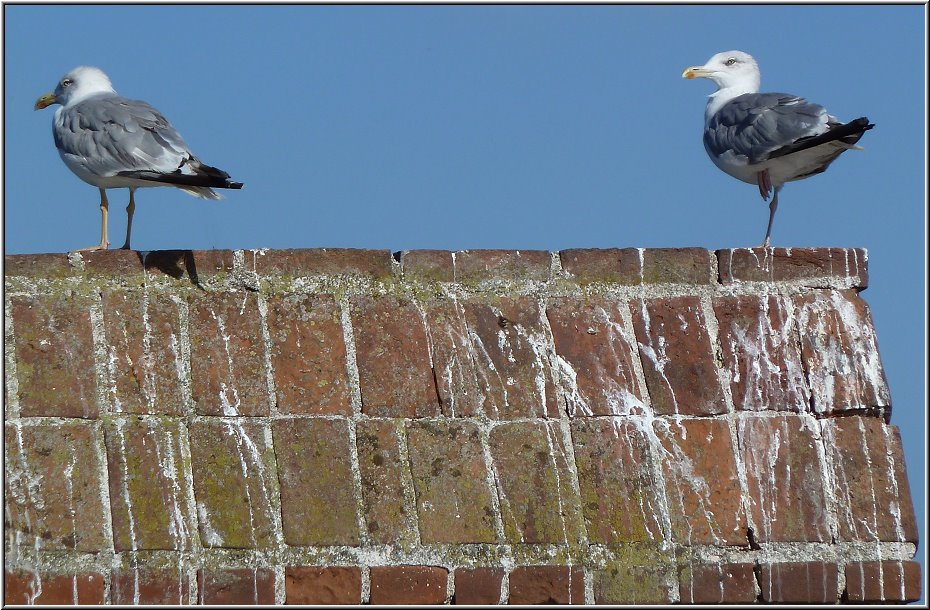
[34,93,57,110]
[682,66,712,80]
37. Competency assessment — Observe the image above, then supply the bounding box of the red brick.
[80,248,143,276]
[453,568,503,604]
[356,420,418,545]
[630,296,727,416]
[4,570,105,605]
[758,562,838,603]
[4,422,107,551]
[197,568,275,604]
[399,249,454,282]
[547,297,645,416]
[246,247,392,278]
[4,253,75,278]
[285,566,362,604]
[111,567,190,604]
[509,566,585,604]
[717,247,868,288]
[369,566,448,605]
[713,294,810,412]
[406,419,498,543]
[642,248,713,284]
[593,558,676,604]
[188,291,269,416]
[488,421,584,544]
[100,291,185,415]
[570,418,666,544]
[678,562,757,603]
[655,418,746,545]
[103,416,194,551]
[795,290,890,415]
[824,418,918,543]
[272,418,360,545]
[142,249,236,281]
[454,249,551,282]
[11,293,98,418]
[738,414,830,543]
[462,298,559,419]
[266,294,351,415]
[844,560,921,602]
[422,299,483,416]
[559,248,644,284]
[351,296,440,417]
[189,420,277,548]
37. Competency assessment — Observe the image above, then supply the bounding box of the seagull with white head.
[682,50,873,247]
[35,66,243,251]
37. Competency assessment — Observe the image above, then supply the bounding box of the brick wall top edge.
[5,247,868,287]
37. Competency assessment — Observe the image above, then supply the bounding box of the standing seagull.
[35,66,243,251]
[682,51,872,247]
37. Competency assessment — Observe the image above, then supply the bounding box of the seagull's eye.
[61,78,73,87]
[724,58,737,66]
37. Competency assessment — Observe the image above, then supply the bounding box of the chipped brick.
[399,249,454,282]
[454,249,551,282]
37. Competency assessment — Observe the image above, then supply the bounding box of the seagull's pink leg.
[75,188,110,252]
[120,188,136,250]
[761,186,781,248]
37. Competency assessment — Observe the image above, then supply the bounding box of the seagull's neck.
[705,82,759,124]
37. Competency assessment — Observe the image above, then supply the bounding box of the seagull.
[682,50,873,247]
[35,66,243,251]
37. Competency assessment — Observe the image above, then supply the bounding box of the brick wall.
[3,247,920,604]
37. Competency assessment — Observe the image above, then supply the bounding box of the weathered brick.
[266,294,351,415]
[678,562,757,604]
[547,297,645,416]
[738,414,830,543]
[717,247,868,288]
[4,570,105,605]
[369,566,449,605]
[713,294,810,412]
[559,248,644,284]
[592,548,677,604]
[630,296,727,416]
[453,568,503,604]
[571,418,666,544]
[844,560,921,603]
[4,253,74,278]
[285,566,362,604]
[189,419,277,548]
[462,298,559,419]
[399,249,454,282]
[4,422,107,552]
[80,248,144,276]
[823,418,918,543]
[758,562,838,603]
[795,290,890,415]
[111,567,190,604]
[655,418,746,545]
[104,416,195,551]
[423,299,483,417]
[11,293,98,418]
[100,291,185,415]
[454,249,551,282]
[509,565,585,604]
[642,248,714,284]
[197,568,275,604]
[272,418,359,545]
[188,291,269,416]
[246,247,392,278]
[406,419,497,543]
[142,249,236,281]
[356,420,418,545]
[351,296,440,417]
[488,421,583,544]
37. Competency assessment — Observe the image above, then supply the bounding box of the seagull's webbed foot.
[74,242,109,253]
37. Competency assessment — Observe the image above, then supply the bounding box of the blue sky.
[4,4,926,594]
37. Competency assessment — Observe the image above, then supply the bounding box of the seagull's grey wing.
[704,93,830,165]
[55,94,194,178]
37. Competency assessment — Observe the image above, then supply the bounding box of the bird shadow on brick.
[141,250,206,290]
